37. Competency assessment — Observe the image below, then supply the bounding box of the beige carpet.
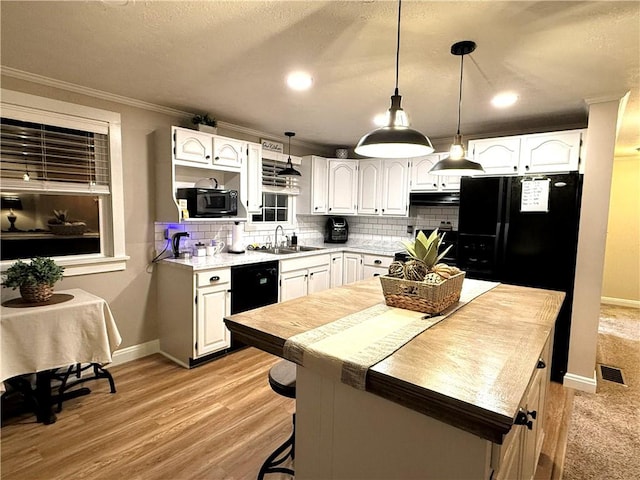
[562,303,640,480]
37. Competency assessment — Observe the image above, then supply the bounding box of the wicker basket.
[49,223,86,235]
[379,271,465,314]
[20,284,54,303]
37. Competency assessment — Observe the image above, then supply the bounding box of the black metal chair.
[257,359,296,480]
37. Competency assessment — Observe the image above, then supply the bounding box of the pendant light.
[430,40,484,176]
[355,0,434,158]
[277,131,301,177]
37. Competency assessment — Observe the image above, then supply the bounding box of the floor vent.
[598,364,627,386]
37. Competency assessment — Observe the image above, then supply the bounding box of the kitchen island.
[224,277,564,479]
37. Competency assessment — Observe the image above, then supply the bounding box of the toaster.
[325,217,349,243]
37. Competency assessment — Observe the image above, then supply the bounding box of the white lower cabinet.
[280,254,331,302]
[343,252,363,285]
[492,335,551,480]
[157,263,231,367]
[362,253,393,278]
[330,252,344,288]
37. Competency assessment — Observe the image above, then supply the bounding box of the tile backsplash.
[154,206,459,254]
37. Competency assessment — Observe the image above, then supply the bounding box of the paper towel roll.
[230,222,245,253]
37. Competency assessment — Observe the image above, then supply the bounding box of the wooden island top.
[225,277,564,444]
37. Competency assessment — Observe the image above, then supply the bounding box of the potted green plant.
[191,113,217,133]
[2,257,65,303]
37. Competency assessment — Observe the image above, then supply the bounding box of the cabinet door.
[245,141,263,213]
[410,154,440,191]
[311,156,328,214]
[308,265,330,295]
[280,269,308,302]
[328,159,358,215]
[381,158,409,216]
[468,137,521,175]
[519,130,581,173]
[173,127,213,165]
[358,159,382,215]
[213,135,244,169]
[343,253,362,285]
[196,284,230,356]
[330,253,344,288]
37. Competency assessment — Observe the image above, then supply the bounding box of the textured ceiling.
[1,1,638,156]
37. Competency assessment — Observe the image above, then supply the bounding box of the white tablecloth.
[1,288,122,390]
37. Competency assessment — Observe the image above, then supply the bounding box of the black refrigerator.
[457,172,583,382]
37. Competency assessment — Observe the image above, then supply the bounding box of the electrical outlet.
[165,227,181,240]
[407,225,414,234]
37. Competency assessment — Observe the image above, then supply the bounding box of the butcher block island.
[225,277,564,480]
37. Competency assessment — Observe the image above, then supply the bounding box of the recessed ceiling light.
[491,92,519,108]
[286,71,313,91]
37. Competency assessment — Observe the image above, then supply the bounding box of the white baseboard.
[111,339,159,366]
[601,296,640,308]
[563,371,597,393]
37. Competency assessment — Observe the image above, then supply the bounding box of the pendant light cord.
[456,53,464,135]
[394,0,402,95]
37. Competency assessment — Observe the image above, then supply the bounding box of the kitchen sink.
[261,245,325,255]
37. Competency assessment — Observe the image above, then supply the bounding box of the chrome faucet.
[274,225,285,248]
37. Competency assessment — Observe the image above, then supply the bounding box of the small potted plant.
[191,113,217,133]
[2,257,65,303]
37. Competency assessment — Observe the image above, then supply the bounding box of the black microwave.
[176,188,238,217]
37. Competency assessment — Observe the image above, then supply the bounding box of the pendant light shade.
[430,40,484,176]
[278,131,301,177]
[355,0,434,159]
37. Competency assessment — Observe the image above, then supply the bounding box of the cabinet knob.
[433,183,438,188]
[314,206,318,210]
[210,276,220,282]
[515,409,533,430]
[513,165,517,171]
[527,410,537,420]
[215,156,220,160]
[374,260,382,265]
[375,208,378,212]
[442,183,446,188]
[525,165,530,171]
[329,208,332,211]
[537,358,546,369]
[373,273,380,277]
[310,272,314,277]
[205,155,211,160]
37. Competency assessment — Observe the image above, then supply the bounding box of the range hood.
[409,192,460,206]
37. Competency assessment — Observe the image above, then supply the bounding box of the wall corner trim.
[563,371,597,393]
[111,339,160,366]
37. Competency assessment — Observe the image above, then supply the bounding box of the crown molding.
[0,66,328,152]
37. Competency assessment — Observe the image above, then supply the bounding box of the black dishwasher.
[230,261,279,349]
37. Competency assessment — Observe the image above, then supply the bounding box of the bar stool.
[258,359,296,480]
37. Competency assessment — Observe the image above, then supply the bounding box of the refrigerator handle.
[501,177,512,267]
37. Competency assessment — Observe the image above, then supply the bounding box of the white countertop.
[160,240,405,271]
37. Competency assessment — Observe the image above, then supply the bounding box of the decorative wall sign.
[261,139,284,154]
[521,178,550,212]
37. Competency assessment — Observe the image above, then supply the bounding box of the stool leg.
[257,413,295,480]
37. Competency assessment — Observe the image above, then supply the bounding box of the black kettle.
[172,232,189,258]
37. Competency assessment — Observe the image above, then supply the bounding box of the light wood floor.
[1,348,573,480]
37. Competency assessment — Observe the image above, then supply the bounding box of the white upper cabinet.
[310,155,328,214]
[244,141,262,213]
[467,137,521,175]
[410,154,460,192]
[520,130,582,173]
[358,159,382,215]
[410,154,440,191]
[174,127,213,165]
[212,135,244,170]
[328,159,358,215]
[381,158,409,216]
[468,129,583,175]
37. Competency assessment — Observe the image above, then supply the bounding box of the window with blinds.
[0,117,110,193]
[261,159,300,195]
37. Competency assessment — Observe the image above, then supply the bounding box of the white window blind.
[261,159,300,195]
[0,117,110,194]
